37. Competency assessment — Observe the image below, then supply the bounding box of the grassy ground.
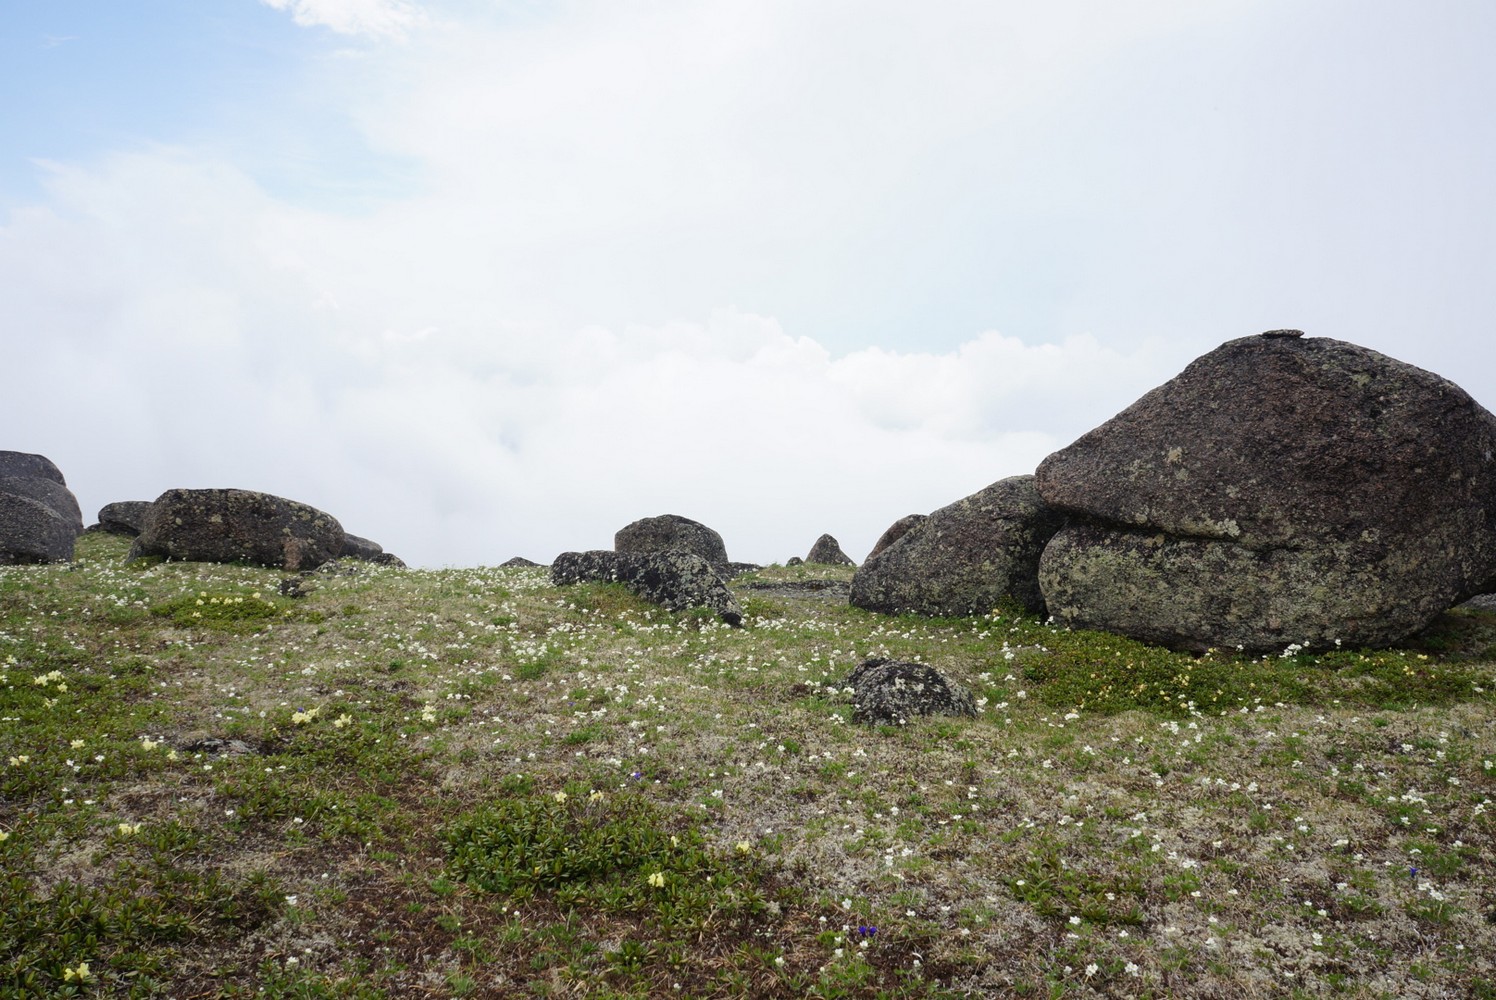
[2,532,1494,998]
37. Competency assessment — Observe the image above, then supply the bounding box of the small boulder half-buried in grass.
[845,658,976,726]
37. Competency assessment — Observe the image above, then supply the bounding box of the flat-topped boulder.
[95,501,154,537]
[850,476,1064,617]
[127,488,345,572]
[1036,332,1496,652]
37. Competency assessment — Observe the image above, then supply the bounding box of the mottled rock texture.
[501,556,542,568]
[0,451,66,485]
[844,658,975,726]
[865,514,926,561]
[805,533,854,566]
[1036,333,1496,652]
[0,492,75,564]
[127,488,345,572]
[340,533,385,561]
[850,476,1065,617]
[0,476,83,535]
[96,501,154,537]
[614,514,731,573]
[552,549,743,626]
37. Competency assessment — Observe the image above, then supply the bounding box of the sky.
[4,0,1495,568]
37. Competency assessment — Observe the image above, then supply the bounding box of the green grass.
[0,531,1493,997]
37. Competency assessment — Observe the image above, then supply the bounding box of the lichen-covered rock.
[0,451,66,486]
[805,533,854,566]
[96,501,154,537]
[614,514,731,573]
[552,549,743,626]
[1036,332,1496,652]
[0,476,83,535]
[866,514,926,561]
[849,476,1064,617]
[127,488,345,572]
[844,658,975,725]
[1039,523,1456,652]
[0,492,75,564]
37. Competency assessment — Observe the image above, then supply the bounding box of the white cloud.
[1,150,1169,566]
[260,0,426,39]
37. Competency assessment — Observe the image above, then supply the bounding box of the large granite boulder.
[849,476,1065,617]
[95,501,154,537]
[127,488,345,572]
[614,514,731,573]
[0,492,75,564]
[805,533,854,566]
[865,514,925,561]
[0,451,66,485]
[552,549,743,626]
[844,658,976,726]
[0,476,83,535]
[1035,331,1496,652]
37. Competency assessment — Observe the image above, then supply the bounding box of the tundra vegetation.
[2,533,1494,998]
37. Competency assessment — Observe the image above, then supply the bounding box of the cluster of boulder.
[10,331,1492,665]
[852,331,1496,653]
[0,468,403,572]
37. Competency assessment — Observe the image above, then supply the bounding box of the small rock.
[844,658,975,726]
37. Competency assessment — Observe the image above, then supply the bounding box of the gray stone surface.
[805,533,854,566]
[501,556,542,568]
[127,488,345,572]
[0,492,75,564]
[865,514,926,561]
[0,451,65,485]
[844,658,975,725]
[850,476,1065,617]
[0,476,83,535]
[1036,332,1496,652]
[552,549,743,626]
[614,514,731,572]
[340,533,384,561]
[96,501,154,537]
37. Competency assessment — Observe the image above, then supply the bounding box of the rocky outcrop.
[614,514,731,573]
[805,533,854,566]
[0,476,83,535]
[844,658,975,725]
[0,451,66,485]
[1036,331,1496,652]
[552,549,743,626]
[849,476,1064,617]
[865,514,925,561]
[0,492,75,564]
[127,488,345,572]
[501,556,542,568]
[95,501,154,537]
